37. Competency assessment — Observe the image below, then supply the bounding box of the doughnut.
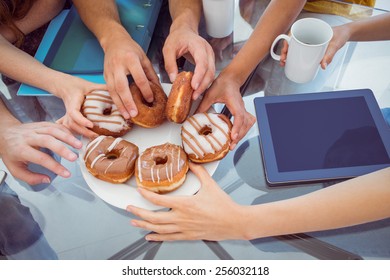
[130,82,167,128]
[84,135,139,184]
[82,90,132,137]
[135,143,189,193]
[181,113,232,163]
[166,71,194,123]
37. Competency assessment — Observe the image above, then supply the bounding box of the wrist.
[170,9,199,34]
[99,23,132,52]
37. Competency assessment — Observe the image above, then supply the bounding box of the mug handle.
[270,34,291,61]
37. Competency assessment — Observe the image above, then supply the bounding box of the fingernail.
[42,177,51,184]
[126,205,133,212]
[232,133,238,140]
[68,152,78,161]
[62,170,71,177]
[86,122,94,128]
[169,73,176,83]
[145,236,153,241]
[74,139,83,148]
[131,220,138,226]
[230,143,236,150]
[193,83,199,90]
[122,111,130,119]
[130,110,138,118]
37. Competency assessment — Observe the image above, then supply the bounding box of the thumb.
[195,92,214,114]
[189,162,214,186]
[321,44,338,70]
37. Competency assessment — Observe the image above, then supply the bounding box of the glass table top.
[1,0,389,260]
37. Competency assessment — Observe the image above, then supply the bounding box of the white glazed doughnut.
[181,113,232,163]
[82,90,132,137]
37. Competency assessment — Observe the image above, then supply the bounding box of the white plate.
[79,83,219,210]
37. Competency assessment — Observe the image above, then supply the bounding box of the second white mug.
[202,0,234,38]
[270,18,333,84]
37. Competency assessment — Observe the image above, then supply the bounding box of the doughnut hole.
[199,126,212,136]
[154,156,168,165]
[106,151,120,160]
[141,96,154,108]
[103,106,112,115]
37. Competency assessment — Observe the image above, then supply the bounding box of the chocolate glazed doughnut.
[166,71,194,123]
[84,136,139,184]
[135,143,189,193]
[130,82,167,128]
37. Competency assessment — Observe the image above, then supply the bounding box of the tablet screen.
[255,89,390,186]
[266,96,390,172]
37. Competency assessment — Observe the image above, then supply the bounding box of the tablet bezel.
[254,89,390,186]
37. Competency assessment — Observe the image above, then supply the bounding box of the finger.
[35,124,82,149]
[126,205,174,224]
[69,121,97,140]
[69,110,93,129]
[194,91,214,114]
[193,49,215,99]
[188,162,213,184]
[9,164,51,185]
[145,232,193,242]
[163,45,179,83]
[113,71,138,118]
[142,60,160,87]
[136,188,179,209]
[28,133,78,162]
[321,44,337,70]
[20,147,71,178]
[131,219,179,235]
[130,65,154,104]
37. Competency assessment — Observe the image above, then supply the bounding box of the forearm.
[168,0,202,33]
[242,167,390,240]
[0,35,64,95]
[0,99,20,155]
[72,0,127,51]
[222,0,306,85]
[346,13,390,41]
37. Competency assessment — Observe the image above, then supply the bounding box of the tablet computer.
[254,89,390,186]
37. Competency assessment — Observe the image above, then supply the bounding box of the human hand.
[54,74,107,139]
[320,25,350,69]
[279,26,350,70]
[102,28,160,118]
[127,162,245,241]
[163,24,215,100]
[196,74,256,150]
[0,122,82,185]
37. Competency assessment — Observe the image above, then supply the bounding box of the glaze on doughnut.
[166,71,194,123]
[84,135,139,183]
[181,113,232,163]
[82,90,132,137]
[130,82,167,128]
[135,143,189,193]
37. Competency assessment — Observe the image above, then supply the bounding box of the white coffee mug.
[202,0,234,38]
[270,18,333,83]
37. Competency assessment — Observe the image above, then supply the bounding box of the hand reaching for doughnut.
[196,74,256,150]
[0,121,82,186]
[163,22,215,100]
[127,162,245,241]
[52,73,106,139]
[102,28,160,119]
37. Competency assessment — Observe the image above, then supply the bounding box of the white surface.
[80,83,219,211]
